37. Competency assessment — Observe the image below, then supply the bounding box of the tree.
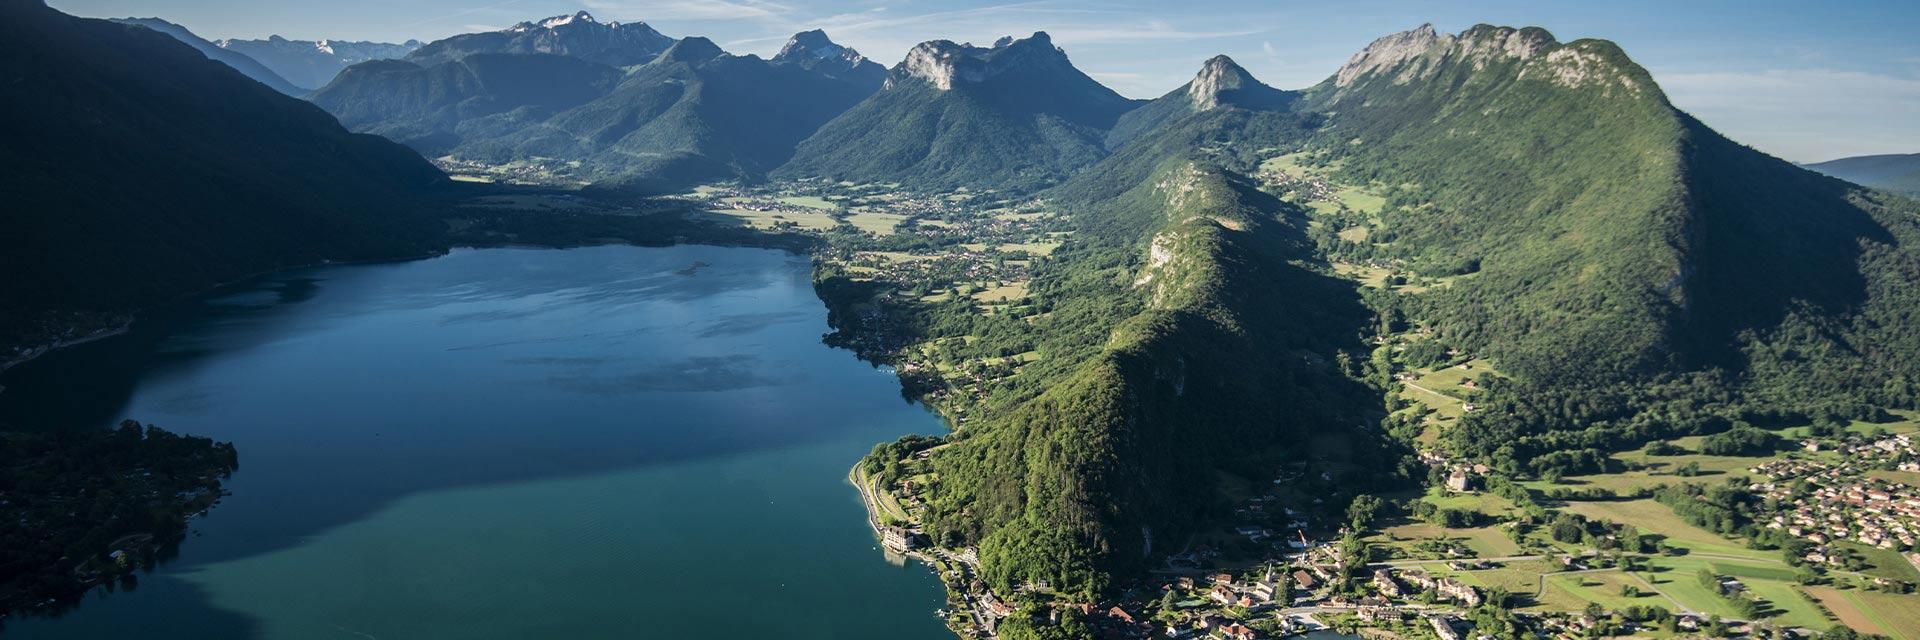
[1348,494,1384,532]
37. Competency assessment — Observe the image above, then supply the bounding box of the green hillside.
[866,61,1399,596]
[309,53,622,152]
[110,17,305,95]
[1291,24,1920,470]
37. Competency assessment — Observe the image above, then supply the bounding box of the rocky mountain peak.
[891,32,1072,91]
[1334,23,1445,87]
[1189,55,1257,110]
[656,36,725,64]
[775,29,853,64]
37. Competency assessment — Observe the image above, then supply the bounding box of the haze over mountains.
[108,17,305,96]
[8,1,1920,628]
[215,35,419,90]
[309,13,887,189]
[1807,153,1920,196]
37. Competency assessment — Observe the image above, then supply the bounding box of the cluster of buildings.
[1748,433,1920,557]
[1385,567,1483,606]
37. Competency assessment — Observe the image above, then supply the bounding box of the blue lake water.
[0,245,952,639]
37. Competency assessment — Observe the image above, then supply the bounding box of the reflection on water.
[0,245,951,639]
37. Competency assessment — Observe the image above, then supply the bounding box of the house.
[1445,468,1473,492]
[1437,578,1481,606]
[1372,568,1402,597]
[1291,570,1319,591]
[1429,616,1461,640]
[1209,584,1240,606]
[880,526,921,552]
[1213,623,1257,640]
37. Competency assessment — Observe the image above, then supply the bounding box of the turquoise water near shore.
[0,245,952,639]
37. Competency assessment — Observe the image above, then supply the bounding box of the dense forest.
[0,421,238,615]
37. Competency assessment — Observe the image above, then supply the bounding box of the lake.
[0,245,953,639]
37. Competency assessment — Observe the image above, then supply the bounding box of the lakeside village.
[859,432,1920,640]
[0,421,239,617]
[860,456,1581,640]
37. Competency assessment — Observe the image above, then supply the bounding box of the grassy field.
[971,282,1030,304]
[1333,262,1395,289]
[1564,500,1775,561]
[1543,571,1659,611]
[1533,441,1765,494]
[777,195,837,210]
[1394,360,1494,425]
[1835,541,1920,582]
[847,211,906,235]
[695,207,840,231]
[1336,188,1387,216]
[1867,468,1920,487]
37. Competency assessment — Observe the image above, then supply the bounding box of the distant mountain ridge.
[775,32,1140,192]
[772,29,886,85]
[216,35,419,90]
[1105,54,1295,148]
[1805,153,1920,196]
[109,17,304,95]
[313,20,884,191]
[404,12,674,68]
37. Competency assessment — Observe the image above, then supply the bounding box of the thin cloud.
[583,0,796,21]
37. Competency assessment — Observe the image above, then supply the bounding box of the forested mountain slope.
[776,33,1140,192]
[883,58,1396,598]
[110,17,305,95]
[1294,24,1920,470]
[313,24,881,192]
[455,36,883,191]
[310,53,623,152]
[0,0,448,352]
[872,24,1920,604]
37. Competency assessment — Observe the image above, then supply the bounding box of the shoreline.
[2,324,130,374]
[850,460,1007,639]
[1,249,449,381]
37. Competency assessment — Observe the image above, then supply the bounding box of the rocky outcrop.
[889,32,1066,91]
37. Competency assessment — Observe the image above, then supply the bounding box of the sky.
[51,0,1920,163]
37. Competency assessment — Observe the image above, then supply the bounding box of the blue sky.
[53,0,1920,162]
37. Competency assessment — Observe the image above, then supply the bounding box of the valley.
[5,2,1920,639]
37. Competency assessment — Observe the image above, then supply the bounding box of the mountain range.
[215,35,419,91]
[109,17,304,96]
[404,11,673,68]
[312,15,886,190]
[776,32,1139,192]
[1807,153,1920,196]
